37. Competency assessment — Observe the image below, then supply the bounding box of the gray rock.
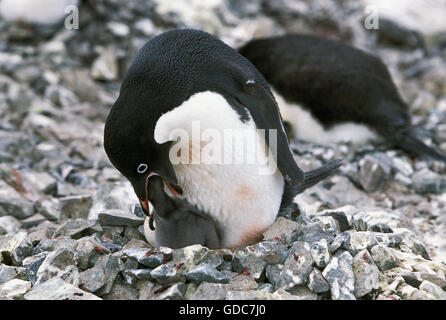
[0,184,35,220]
[322,251,356,300]
[98,209,144,227]
[265,264,283,288]
[150,263,186,285]
[232,241,286,280]
[352,249,380,298]
[93,254,124,296]
[0,279,31,299]
[35,199,60,221]
[103,283,139,300]
[123,247,170,268]
[53,219,100,239]
[262,217,299,242]
[59,195,93,221]
[88,182,139,221]
[91,46,119,81]
[35,248,77,285]
[79,267,106,293]
[24,277,101,300]
[358,154,392,192]
[185,263,230,284]
[307,268,330,293]
[412,169,446,194]
[0,265,27,285]
[188,282,229,300]
[0,231,33,266]
[20,214,47,229]
[153,282,186,300]
[226,288,303,300]
[419,280,446,299]
[0,216,21,235]
[310,239,330,269]
[351,210,399,233]
[22,252,48,284]
[75,238,109,270]
[33,238,78,255]
[276,241,313,291]
[370,245,399,271]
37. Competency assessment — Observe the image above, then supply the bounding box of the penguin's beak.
[138,172,183,215]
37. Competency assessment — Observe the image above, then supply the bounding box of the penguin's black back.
[239,34,410,130]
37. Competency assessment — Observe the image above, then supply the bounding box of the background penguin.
[104,29,342,250]
[239,34,446,162]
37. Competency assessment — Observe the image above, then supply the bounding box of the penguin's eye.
[137,163,148,174]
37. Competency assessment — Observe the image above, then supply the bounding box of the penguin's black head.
[104,93,183,216]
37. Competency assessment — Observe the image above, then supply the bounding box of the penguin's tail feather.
[294,158,343,195]
[395,131,446,163]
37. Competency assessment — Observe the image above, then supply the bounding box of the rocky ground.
[1,0,446,300]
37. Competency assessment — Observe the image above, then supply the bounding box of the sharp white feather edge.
[154,91,284,249]
[0,0,79,24]
[272,89,378,145]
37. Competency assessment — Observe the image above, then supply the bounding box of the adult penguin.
[239,34,446,162]
[104,29,342,250]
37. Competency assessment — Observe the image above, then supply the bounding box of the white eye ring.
[137,163,148,174]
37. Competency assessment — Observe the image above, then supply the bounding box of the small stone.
[94,254,124,296]
[352,249,380,298]
[123,247,169,268]
[79,267,106,293]
[0,216,21,235]
[103,283,139,300]
[20,214,47,229]
[307,269,330,293]
[412,169,446,194]
[22,252,48,285]
[24,277,101,300]
[98,209,144,227]
[35,248,76,285]
[76,238,109,270]
[185,263,230,284]
[228,274,258,291]
[188,282,229,300]
[310,239,330,269]
[0,279,31,299]
[358,155,391,192]
[276,241,313,291]
[0,265,27,285]
[322,251,356,300]
[91,46,119,81]
[153,282,186,300]
[53,219,100,239]
[0,186,34,220]
[0,231,33,266]
[262,217,299,242]
[36,199,60,221]
[351,210,399,233]
[59,195,93,221]
[107,22,130,37]
[226,288,303,300]
[419,280,446,299]
[370,245,399,271]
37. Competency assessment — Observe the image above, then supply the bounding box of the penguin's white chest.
[154,91,285,248]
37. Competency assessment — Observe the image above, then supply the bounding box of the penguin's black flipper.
[394,131,446,162]
[294,159,344,195]
[279,159,343,214]
[236,82,305,185]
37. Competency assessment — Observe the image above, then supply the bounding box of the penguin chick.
[239,34,446,162]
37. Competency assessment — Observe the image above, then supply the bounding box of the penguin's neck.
[154,91,285,248]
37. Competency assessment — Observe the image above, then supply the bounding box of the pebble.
[322,251,356,300]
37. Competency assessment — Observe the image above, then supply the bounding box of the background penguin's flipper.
[236,82,305,185]
[395,131,446,162]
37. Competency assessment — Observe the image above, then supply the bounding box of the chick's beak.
[138,172,183,216]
